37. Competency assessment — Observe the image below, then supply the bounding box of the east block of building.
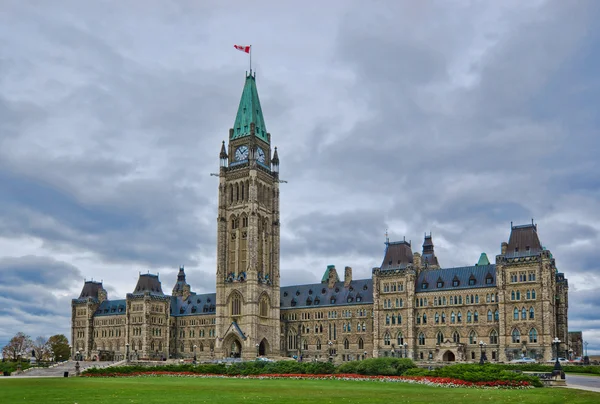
[71,73,569,364]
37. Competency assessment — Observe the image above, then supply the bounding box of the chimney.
[183,284,191,301]
[328,266,338,289]
[413,252,421,270]
[501,242,508,255]
[98,285,107,304]
[344,267,352,287]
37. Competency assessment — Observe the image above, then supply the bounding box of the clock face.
[256,147,266,163]
[235,145,249,161]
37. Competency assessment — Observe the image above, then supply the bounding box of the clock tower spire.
[215,72,281,359]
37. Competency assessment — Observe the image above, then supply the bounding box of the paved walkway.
[4,360,123,377]
[562,374,600,393]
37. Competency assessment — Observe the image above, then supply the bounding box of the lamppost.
[479,341,487,365]
[363,350,367,360]
[69,345,72,360]
[76,351,80,363]
[403,342,408,359]
[568,348,573,361]
[328,341,333,363]
[256,343,260,358]
[552,337,562,372]
[391,344,395,358]
[193,345,197,364]
[125,343,130,363]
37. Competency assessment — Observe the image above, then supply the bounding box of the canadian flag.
[234,45,251,53]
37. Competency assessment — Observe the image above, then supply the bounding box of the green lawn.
[1,377,599,403]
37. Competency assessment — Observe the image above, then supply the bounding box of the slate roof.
[132,274,164,296]
[170,293,216,316]
[416,265,496,292]
[280,279,373,309]
[78,281,103,300]
[94,299,126,317]
[505,223,542,257]
[380,241,413,271]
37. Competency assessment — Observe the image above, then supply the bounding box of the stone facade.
[71,73,570,364]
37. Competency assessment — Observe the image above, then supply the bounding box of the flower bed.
[82,371,533,389]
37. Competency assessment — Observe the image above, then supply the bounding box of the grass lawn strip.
[2,377,600,404]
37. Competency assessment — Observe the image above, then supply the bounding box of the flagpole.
[250,45,252,73]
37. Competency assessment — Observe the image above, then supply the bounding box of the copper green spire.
[232,72,268,143]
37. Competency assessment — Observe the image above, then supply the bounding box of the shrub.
[337,358,415,376]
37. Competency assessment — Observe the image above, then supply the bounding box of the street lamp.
[552,337,562,372]
[256,343,260,358]
[363,350,367,360]
[568,348,573,361]
[126,343,130,363]
[193,345,197,364]
[391,343,395,357]
[403,342,408,359]
[479,341,487,365]
[328,341,333,363]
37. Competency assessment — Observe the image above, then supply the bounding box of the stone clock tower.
[215,72,281,359]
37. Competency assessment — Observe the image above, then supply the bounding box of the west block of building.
[72,73,569,364]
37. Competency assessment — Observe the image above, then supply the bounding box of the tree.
[32,336,49,362]
[48,334,70,362]
[1,332,33,361]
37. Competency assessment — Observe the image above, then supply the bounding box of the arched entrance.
[259,338,269,356]
[443,351,456,362]
[223,335,243,358]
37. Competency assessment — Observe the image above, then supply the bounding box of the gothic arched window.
[230,292,242,316]
[529,328,538,343]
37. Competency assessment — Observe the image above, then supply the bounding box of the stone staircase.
[14,360,125,377]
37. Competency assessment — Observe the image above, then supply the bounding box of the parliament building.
[71,73,569,364]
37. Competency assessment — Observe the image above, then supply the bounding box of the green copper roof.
[321,265,340,283]
[476,253,490,266]
[232,73,268,143]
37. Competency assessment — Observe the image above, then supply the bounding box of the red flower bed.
[82,371,532,389]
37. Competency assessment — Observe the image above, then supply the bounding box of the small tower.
[421,233,440,269]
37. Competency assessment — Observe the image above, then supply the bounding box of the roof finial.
[385,228,389,244]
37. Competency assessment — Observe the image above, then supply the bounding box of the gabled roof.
[416,265,496,292]
[380,240,413,271]
[94,299,126,317]
[231,73,268,143]
[280,279,373,309]
[170,293,216,316]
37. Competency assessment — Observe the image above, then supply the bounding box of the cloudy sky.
[0,0,598,355]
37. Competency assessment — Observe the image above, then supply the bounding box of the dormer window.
[296,290,300,296]
[330,297,336,304]
[468,275,476,286]
[452,279,460,287]
[486,275,493,285]
[283,292,288,297]
[526,246,530,252]
[515,247,519,253]
[437,281,444,288]
[421,282,428,289]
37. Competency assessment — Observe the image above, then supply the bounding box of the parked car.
[547,358,569,364]
[510,357,536,363]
